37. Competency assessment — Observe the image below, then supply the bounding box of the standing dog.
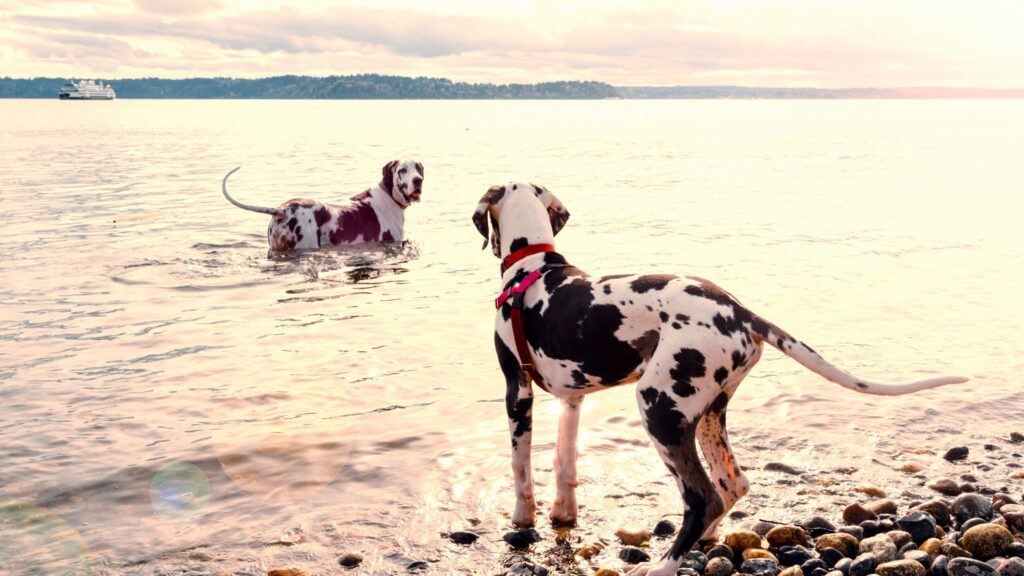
[221,160,423,251]
[473,183,967,576]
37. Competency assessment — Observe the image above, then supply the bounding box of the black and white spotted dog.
[221,160,423,251]
[473,183,967,576]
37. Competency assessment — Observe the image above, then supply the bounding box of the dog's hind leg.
[550,394,584,525]
[497,334,537,527]
[630,370,724,576]
[696,391,750,544]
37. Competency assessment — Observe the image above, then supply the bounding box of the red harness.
[494,244,556,386]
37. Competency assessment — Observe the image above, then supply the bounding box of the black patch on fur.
[670,349,706,398]
[714,367,729,385]
[672,322,682,330]
[509,237,529,253]
[630,274,677,293]
[731,350,748,371]
[676,314,690,323]
[630,330,660,362]
[659,312,670,323]
[598,274,631,283]
[639,388,685,447]
[496,333,530,449]
[603,285,611,295]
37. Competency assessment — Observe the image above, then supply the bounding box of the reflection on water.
[0,99,1021,574]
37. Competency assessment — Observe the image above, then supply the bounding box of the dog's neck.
[497,195,555,261]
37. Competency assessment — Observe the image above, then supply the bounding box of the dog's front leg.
[498,334,536,527]
[550,394,583,525]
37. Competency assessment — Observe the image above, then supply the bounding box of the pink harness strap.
[494,269,542,310]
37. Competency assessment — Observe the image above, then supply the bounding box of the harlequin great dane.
[473,183,967,576]
[221,159,423,251]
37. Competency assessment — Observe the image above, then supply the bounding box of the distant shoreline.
[2,74,1023,99]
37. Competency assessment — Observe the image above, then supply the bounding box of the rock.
[945,447,970,462]
[913,501,954,527]
[801,517,839,538]
[960,484,978,494]
[780,566,805,576]
[999,504,1024,532]
[889,531,915,548]
[877,560,928,576]
[615,526,652,546]
[942,543,975,560]
[835,558,853,576]
[921,539,945,556]
[449,531,479,545]
[904,463,928,474]
[705,556,735,576]
[933,555,950,576]
[755,521,783,537]
[962,519,988,532]
[766,462,806,475]
[929,480,962,497]
[746,549,780,562]
[961,524,1014,560]
[686,551,710,571]
[503,528,541,549]
[817,534,861,558]
[952,495,993,525]
[594,570,620,576]
[803,559,829,574]
[846,503,880,525]
[779,546,816,567]
[840,526,866,541]
[741,558,782,576]
[905,551,933,567]
[339,553,364,568]
[653,519,676,537]
[407,562,429,573]
[821,548,845,567]
[947,558,998,576]
[850,553,879,576]
[901,542,921,555]
[575,541,605,560]
[726,530,765,552]
[899,512,938,544]
[1010,433,1024,444]
[1006,543,1024,559]
[997,558,1024,576]
[859,485,888,498]
[869,500,900,516]
[880,519,897,532]
[269,570,307,576]
[860,534,900,563]
[862,520,884,538]
[707,544,735,560]
[619,547,651,564]
[768,526,812,548]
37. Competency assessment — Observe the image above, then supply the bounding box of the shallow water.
[1,99,1022,575]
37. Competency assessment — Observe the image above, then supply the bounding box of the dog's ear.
[415,162,424,176]
[545,191,570,236]
[472,185,505,250]
[381,160,398,192]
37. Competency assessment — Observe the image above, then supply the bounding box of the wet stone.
[850,553,879,576]
[780,566,804,576]
[835,558,853,576]
[615,526,652,546]
[742,558,782,576]
[869,500,900,516]
[268,570,307,576]
[338,553,364,568]
[686,550,710,571]
[961,524,1014,561]
[1006,543,1024,560]
[801,517,838,538]
[705,556,735,576]
[861,520,883,538]
[779,546,816,567]
[575,541,604,560]
[593,570,620,576]
[767,462,806,475]
[860,534,899,564]
[933,555,950,576]
[945,447,970,462]
[880,519,897,533]
[889,531,915,549]
[996,558,1024,576]
[947,558,998,576]
[746,549,780,562]
[913,501,954,527]
[877,560,927,576]
[813,569,830,576]
[905,551,933,567]
[839,526,865,541]
[846,503,880,525]
[407,561,429,572]
[817,533,861,558]
[653,519,676,537]
[952,494,993,525]
[898,512,938,544]
[619,547,651,564]
[922,539,945,556]
[859,485,888,498]
[803,559,829,575]
[1011,432,1024,444]
[962,518,988,532]
[707,544,735,560]
[822,548,846,568]
[999,504,1024,532]
[678,569,701,576]
[768,525,812,549]
[902,543,922,555]
[942,543,975,560]
[754,521,782,537]
[449,531,479,545]
[726,529,765,552]
[503,528,541,549]
[929,480,962,497]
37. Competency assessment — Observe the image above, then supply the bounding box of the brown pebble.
[744,549,778,562]
[876,559,927,576]
[960,523,1014,560]
[576,542,605,560]
[928,479,961,496]
[997,558,1024,576]
[815,532,860,558]
[857,485,888,498]
[887,530,913,548]
[780,566,804,576]
[1011,472,1024,480]
[615,525,652,546]
[725,529,764,552]
[940,542,974,559]
[911,500,952,526]
[766,525,811,548]
[920,538,943,556]
[269,570,307,576]
[844,502,879,524]
[1000,504,1024,532]
[900,462,926,474]
[866,499,899,516]
[594,569,621,576]
[339,553,363,568]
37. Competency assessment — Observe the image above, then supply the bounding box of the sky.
[1,0,1022,87]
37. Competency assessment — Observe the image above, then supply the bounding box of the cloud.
[132,0,222,16]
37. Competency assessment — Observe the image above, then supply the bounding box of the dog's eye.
[399,168,407,175]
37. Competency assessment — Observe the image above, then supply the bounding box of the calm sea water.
[1,99,1022,575]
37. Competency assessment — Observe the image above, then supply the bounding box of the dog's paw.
[627,561,679,576]
[511,502,537,528]
[548,497,577,526]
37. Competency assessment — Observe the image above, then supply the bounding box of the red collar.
[501,243,555,274]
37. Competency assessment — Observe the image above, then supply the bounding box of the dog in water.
[221,160,423,251]
[475,182,967,576]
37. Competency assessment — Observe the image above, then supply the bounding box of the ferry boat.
[58,79,116,100]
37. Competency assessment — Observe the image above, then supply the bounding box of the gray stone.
[619,547,651,564]
[898,512,938,544]
[706,556,736,576]
[947,558,998,576]
[996,558,1024,576]
[952,494,993,525]
[742,558,782,576]
[850,553,879,576]
[861,534,900,564]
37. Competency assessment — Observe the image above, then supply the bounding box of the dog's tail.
[751,314,968,395]
[222,167,282,216]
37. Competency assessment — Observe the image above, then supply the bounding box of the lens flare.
[0,501,97,575]
[149,462,212,519]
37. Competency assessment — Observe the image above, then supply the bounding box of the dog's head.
[381,159,424,207]
[472,182,570,259]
